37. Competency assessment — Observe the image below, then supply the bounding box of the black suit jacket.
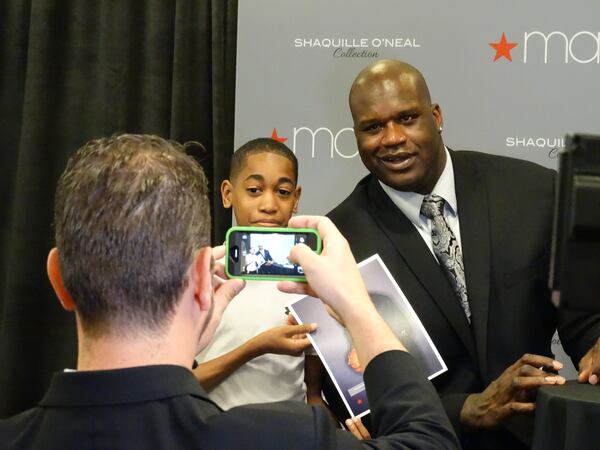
[258,249,273,261]
[0,352,459,450]
[328,150,600,449]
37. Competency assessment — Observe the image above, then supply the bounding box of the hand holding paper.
[278,215,405,370]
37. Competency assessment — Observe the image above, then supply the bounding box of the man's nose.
[381,122,407,147]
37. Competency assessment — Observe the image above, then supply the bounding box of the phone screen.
[226,226,321,281]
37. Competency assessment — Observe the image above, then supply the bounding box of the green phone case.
[225,226,322,282]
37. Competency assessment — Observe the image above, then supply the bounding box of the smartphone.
[225,226,322,281]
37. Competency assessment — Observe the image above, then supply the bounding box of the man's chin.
[377,170,438,194]
[380,175,421,192]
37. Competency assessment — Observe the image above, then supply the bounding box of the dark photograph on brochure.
[289,254,446,418]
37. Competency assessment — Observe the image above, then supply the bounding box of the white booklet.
[288,254,446,419]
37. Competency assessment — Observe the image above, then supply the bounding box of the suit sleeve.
[438,393,469,437]
[216,351,458,450]
[348,350,460,449]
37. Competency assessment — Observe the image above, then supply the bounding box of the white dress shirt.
[197,280,307,410]
[379,147,462,260]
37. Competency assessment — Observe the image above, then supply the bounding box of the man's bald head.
[349,60,432,122]
[348,60,445,194]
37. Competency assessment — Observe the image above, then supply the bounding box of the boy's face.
[221,152,301,227]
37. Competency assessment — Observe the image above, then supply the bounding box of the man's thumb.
[288,243,319,272]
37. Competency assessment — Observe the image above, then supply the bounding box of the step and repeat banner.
[235,0,600,376]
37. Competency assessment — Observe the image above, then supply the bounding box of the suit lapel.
[452,151,491,380]
[365,176,478,362]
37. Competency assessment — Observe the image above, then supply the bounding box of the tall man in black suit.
[256,244,273,263]
[256,243,275,274]
[0,134,459,449]
[328,60,600,449]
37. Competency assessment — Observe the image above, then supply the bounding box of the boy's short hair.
[229,138,298,184]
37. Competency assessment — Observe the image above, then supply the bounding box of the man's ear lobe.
[221,180,233,209]
[193,247,214,312]
[47,248,75,311]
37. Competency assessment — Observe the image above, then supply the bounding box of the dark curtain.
[0,0,237,418]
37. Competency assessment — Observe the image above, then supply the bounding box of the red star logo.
[271,128,287,143]
[489,33,518,62]
[357,399,363,405]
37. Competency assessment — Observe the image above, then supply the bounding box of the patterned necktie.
[420,194,471,323]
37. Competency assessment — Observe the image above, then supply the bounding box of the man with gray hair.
[0,133,458,449]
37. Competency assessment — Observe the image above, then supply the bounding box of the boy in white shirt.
[194,138,326,411]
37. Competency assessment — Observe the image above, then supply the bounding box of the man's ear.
[221,180,233,209]
[292,185,302,214]
[47,248,75,311]
[193,247,214,312]
[432,103,443,131]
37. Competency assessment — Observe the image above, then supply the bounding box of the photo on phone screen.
[226,227,321,281]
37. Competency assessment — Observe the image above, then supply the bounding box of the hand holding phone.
[277,215,406,370]
[225,226,322,281]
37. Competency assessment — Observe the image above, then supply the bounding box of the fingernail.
[545,376,558,383]
[553,360,564,370]
[590,374,598,385]
[309,323,317,330]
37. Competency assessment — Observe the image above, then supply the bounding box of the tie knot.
[420,194,446,219]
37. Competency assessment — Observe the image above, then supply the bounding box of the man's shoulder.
[327,174,374,220]
[0,407,42,447]
[452,149,555,179]
[452,150,556,205]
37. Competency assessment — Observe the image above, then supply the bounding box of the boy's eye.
[278,189,292,196]
[246,187,261,194]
